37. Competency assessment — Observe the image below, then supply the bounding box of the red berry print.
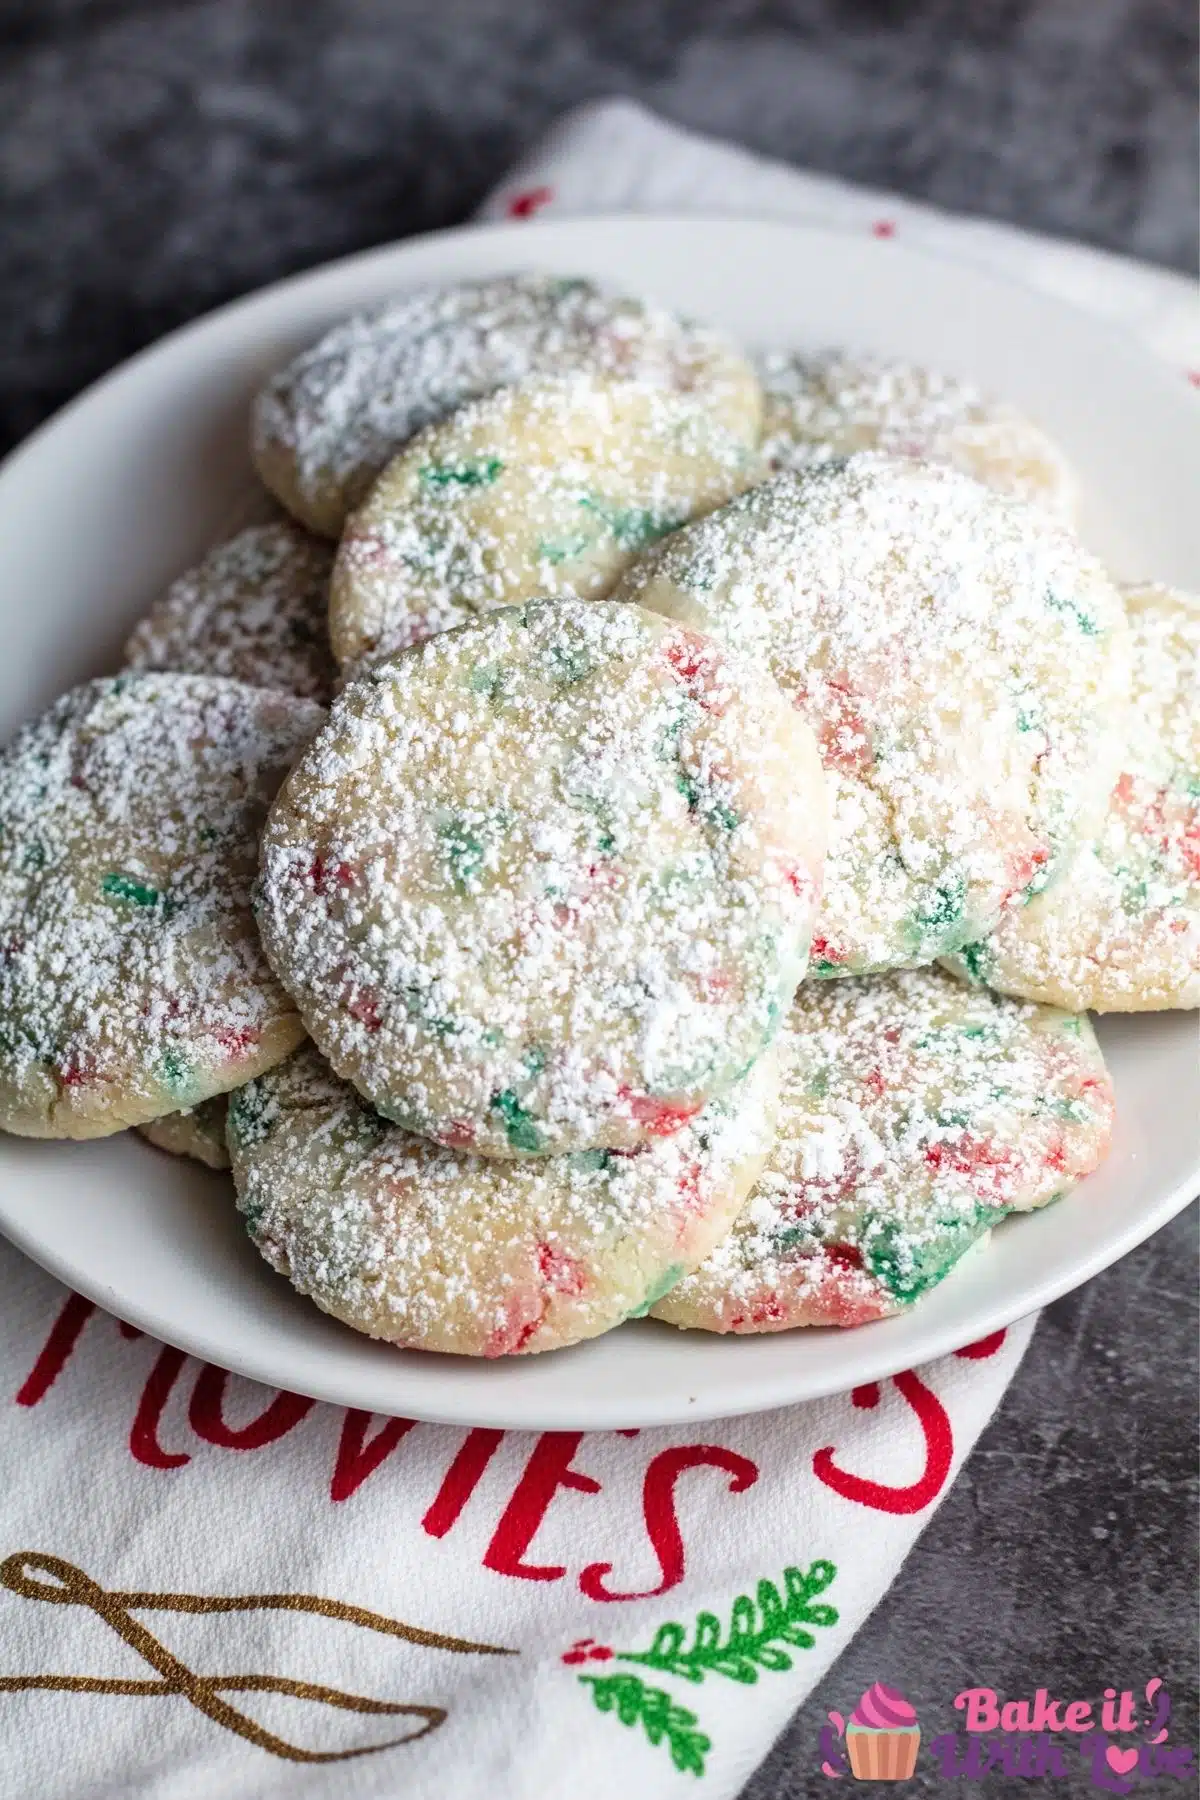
[507,185,554,219]
[1188,369,1200,389]
[872,219,896,238]
[562,1638,614,1665]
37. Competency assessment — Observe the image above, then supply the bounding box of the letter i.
[1101,1688,1137,1733]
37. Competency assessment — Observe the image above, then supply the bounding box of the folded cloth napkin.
[0,100,1193,1800]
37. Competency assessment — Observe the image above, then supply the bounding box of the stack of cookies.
[2,273,1194,1357]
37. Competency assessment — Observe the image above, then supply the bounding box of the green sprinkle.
[1060,1015,1084,1037]
[810,958,843,978]
[523,1044,547,1078]
[102,870,172,912]
[548,641,592,685]
[21,841,46,872]
[579,495,685,552]
[537,531,593,566]
[958,941,991,983]
[1044,587,1100,636]
[676,770,702,811]
[705,799,741,832]
[438,817,486,892]
[241,1199,265,1237]
[912,874,967,936]
[626,1263,686,1318]
[570,1148,616,1173]
[419,456,503,489]
[866,1208,1006,1304]
[1036,1095,1091,1123]
[468,664,510,706]
[491,1089,543,1153]
[160,1048,193,1099]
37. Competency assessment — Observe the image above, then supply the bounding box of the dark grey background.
[1,3,1196,1795]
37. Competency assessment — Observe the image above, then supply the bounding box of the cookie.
[616,455,1129,975]
[252,274,762,537]
[124,521,337,703]
[760,350,1079,524]
[137,1096,230,1170]
[946,582,1200,1011]
[652,966,1114,1333]
[257,598,825,1157]
[228,1042,778,1356]
[329,374,762,672]
[0,674,323,1138]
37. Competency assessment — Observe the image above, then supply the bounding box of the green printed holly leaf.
[579,1674,709,1777]
[619,1560,838,1686]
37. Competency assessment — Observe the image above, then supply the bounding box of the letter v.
[331,1411,417,1502]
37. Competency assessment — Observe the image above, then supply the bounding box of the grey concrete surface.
[0,4,1195,1796]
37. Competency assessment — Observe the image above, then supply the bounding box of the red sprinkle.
[663,632,728,714]
[536,1241,587,1298]
[619,1088,702,1136]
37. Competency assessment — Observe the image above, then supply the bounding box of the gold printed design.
[0,1552,514,1763]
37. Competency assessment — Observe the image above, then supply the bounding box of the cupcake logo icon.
[822,1682,921,1780]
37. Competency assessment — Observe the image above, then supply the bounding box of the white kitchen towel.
[0,100,1192,1800]
[479,98,1200,368]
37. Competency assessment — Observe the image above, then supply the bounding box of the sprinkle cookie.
[124,521,337,703]
[257,599,825,1157]
[946,583,1200,1011]
[252,274,762,537]
[617,455,1129,975]
[760,350,1079,524]
[228,1042,779,1356]
[0,674,324,1138]
[329,374,762,672]
[652,966,1114,1333]
[137,1096,230,1170]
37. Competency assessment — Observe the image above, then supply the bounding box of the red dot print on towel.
[507,186,554,219]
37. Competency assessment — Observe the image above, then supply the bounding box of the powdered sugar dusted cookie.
[652,966,1113,1333]
[760,350,1079,524]
[137,1096,230,1170]
[253,274,762,537]
[228,1042,778,1355]
[0,674,323,1138]
[946,582,1200,1011]
[258,598,824,1157]
[329,373,762,672]
[124,522,336,703]
[617,456,1128,975]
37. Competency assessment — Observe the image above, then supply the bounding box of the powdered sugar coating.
[137,1095,230,1170]
[617,456,1129,975]
[760,350,1079,524]
[257,598,825,1157]
[946,583,1200,1011]
[228,1042,779,1356]
[329,373,762,672]
[652,966,1113,1333]
[0,674,324,1138]
[252,274,763,537]
[125,522,336,703]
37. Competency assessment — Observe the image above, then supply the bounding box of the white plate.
[0,216,1196,1428]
